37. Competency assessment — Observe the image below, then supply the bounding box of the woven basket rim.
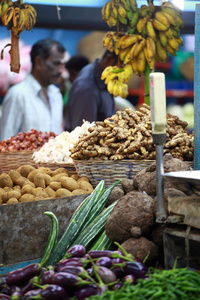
[0,150,34,155]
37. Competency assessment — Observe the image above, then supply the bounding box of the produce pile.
[0,245,149,300]
[0,129,56,152]
[70,104,194,161]
[32,121,94,164]
[101,0,184,98]
[0,164,93,205]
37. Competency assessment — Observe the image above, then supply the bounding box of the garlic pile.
[32,121,95,164]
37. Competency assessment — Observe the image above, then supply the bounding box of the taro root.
[106,186,124,206]
[105,191,154,243]
[121,236,159,265]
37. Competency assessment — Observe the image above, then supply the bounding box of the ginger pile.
[70,104,194,161]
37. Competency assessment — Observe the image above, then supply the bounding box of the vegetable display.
[70,104,193,161]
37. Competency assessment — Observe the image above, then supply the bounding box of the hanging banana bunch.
[101,0,184,99]
[0,0,37,73]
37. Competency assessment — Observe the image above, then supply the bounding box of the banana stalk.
[10,27,20,73]
[144,64,151,106]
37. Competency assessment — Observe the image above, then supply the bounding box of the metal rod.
[156,144,167,223]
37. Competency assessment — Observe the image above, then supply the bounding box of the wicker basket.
[0,150,37,173]
[73,159,155,188]
[36,162,77,176]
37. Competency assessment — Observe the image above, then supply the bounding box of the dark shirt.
[65,59,116,132]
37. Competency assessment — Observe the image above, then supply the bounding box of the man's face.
[41,45,66,86]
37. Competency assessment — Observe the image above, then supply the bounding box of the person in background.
[61,55,90,115]
[64,50,118,132]
[0,38,66,141]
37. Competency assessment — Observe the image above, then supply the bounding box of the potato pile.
[70,104,194,161]
[0,165,93,205]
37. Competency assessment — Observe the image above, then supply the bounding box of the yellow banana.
[119,45,132,63]
[165,43,176,56]
[118,82,128,98]
[118,13,127,25]
[144,46,155,70]
[105,72,118,84]
[176,14,184,28]
[102,31,115,47]
[164,27,174,38]
[24,8,36,31]
[167,36,179,51]
[23,4,37,19]
[107,79,117,95]
[136,15,150,33]
[123,63,133,81]
[137,50,146,75]
[101,66,115,80]
[110,0,118,19]
[101,1,112,21]
[158,31,168,47]
[162,11,177,26]
[154,11,170,28]
[123,43,137,64]
[12,6,21,27]
[130,57,139,75]
[171,27,180,38]
[155,39,167,63]
[2,5,14,26]
[113,80,120,97]
[175,36,183,46]
[16,8,26,34]
[131,38,146,58]
[117,3,126,18]
[152,18,168,31]
[120,34,140,49]
[146,37,156,59]
[115,34,129,51]
[161,1,182,15]
[107,14,118,27]
[146,19,157,41]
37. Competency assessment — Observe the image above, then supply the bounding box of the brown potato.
[21,184,34,195]
[19,194,36,202]
[16,165,36,178]
[78,180,94,193]
[45,186,56,198]
[60,177,79,191]
[34,173,46,188]
[8,170,21,184]
[45,174,52,186]
[27,169,46,182]
[6,198,19,204]
[1,190,21,203]
[0,173,13,188]
[49,181,62,191]
[3,187,13,192]
[52,168,69,176]
[77,177,90,183]
[55,188,72,198]
[13,185,21,190]
[70,174,80,181]
[71,189,86,195]
[51,173,69,182]
[15,176,35,188]
[38,167,52,176]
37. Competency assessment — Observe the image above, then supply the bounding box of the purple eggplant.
[41,270,55,285]
[1,287,20,296]
[95,257,113,269]
[113,281,123,290]
[23,289,42,298]
[123,261,148,279]
[56,258,82,272]
[52,272,81,287]
[10,291,23,300]
[64,245,86,259]
[112,257,124,264]
[0,294,11,300]
[21,281,36,295]
[59,266,85,276]
[6,264,41,286]
[123,274,136,284]
[97,267,117,284]
[111,267,123,279]
[39,284,68,300]
[74,284,98,300]
[0,278,6,289]
[87,250,113,259]
[86,268,94,277]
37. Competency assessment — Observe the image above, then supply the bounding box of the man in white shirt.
[0,38,66,141]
